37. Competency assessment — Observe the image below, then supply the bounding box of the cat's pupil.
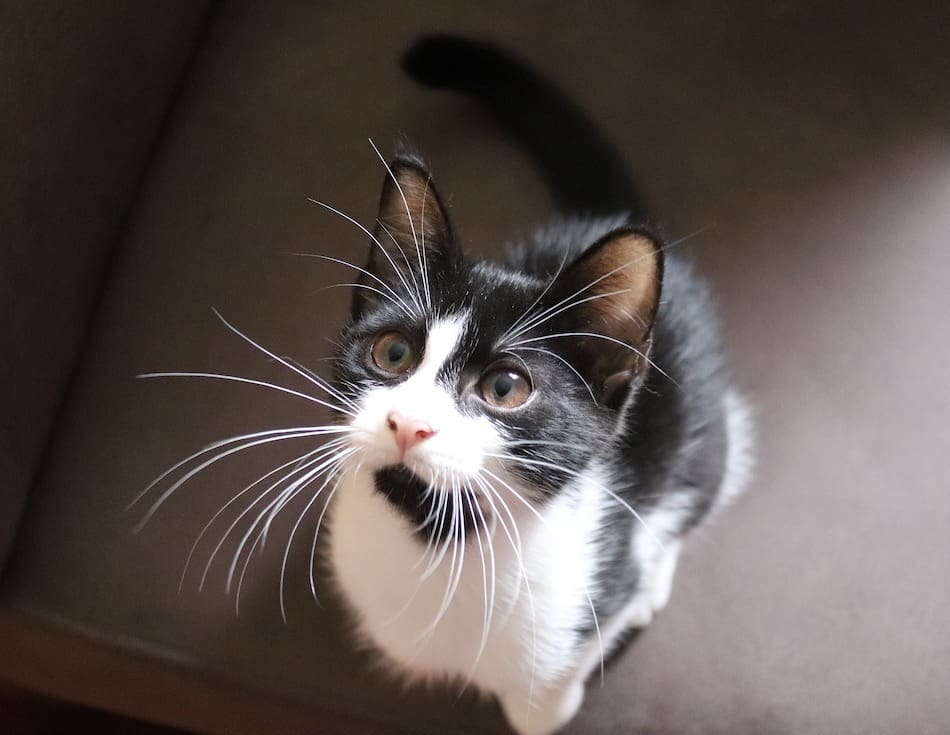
[387,342,407,363]
[494,373,514,397]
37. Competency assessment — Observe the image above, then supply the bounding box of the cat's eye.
[479,368,532,409]
[371,331,415,375]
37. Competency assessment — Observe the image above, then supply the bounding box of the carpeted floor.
[0,683,189,735]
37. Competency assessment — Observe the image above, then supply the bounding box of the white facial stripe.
[351,310,500,477]
[414,313,468,382]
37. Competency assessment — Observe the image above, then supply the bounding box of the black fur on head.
[333,154,664,539]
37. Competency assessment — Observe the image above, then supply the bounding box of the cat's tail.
[402,35,646,219]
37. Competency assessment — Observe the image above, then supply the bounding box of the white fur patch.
[414,314,469,382]
[348,313,500,479]
[717,389,756,509]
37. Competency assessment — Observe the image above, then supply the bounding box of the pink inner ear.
[541,227,663,404]
[565,228,662,348]
[376,159,451,251]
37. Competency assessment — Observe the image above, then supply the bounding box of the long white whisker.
[179,438,347,591]
[213,458,328,605]
[234,452,354,623]
[416,482,463,642]
[139,371,356,417]
[504,438,596,452]
[471,473,524,605]
[486,453,665,549]
[290,252,417,318]
[510,345,596,402]
[473,473,537,706]
[368,138,430,309]
[420,476,454,581]
[419,174,432,310]
[484,452,586,473]
[128,424,351,512]
[446,480,468,631]
[230,447,354,591]
[408,493,453,657]
[233,454,353,617]
[500,349,534,387]
[396,471,449,628]
[587,588,606,687]
[210,309,371,411]
[278,454,353,622]
[410,484,440,539]
[309,467,350,602]
[377,219,424,309]
[506,228,707,349]
[134,429,349,532]
[510,331,678,385]
[503,247,571,342]
[233,469,349,619]
[461,483,493,688]
[505,287,637,345]
[384,472,446,629]
[478,468,608,699]
[505,242,666,344]
[306,198,422,312]
[428,481,461,634]
[198,442,351,592]
[318,282,415,319]
[260,446,350,546]
[404,481,450,619]
[279,356,358,411]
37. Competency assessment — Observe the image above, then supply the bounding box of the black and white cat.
[325,37,753,735]
[139,35,752,735]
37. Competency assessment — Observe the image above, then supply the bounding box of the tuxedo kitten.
[139,35,752,735]
[326,37,753,735]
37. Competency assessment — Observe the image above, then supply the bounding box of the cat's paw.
[622,540,683,630]
[500,682,584,735]
[623,595,655,629]
[648,539,681,612]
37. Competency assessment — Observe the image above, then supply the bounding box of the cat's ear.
[548,226,664,409]
[353,156,455,318]
[375,156,452,251]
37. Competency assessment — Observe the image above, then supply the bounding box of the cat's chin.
[372,464,491,541]
[374,463,430,496]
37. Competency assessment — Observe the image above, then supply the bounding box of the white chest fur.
[328,465,606,696]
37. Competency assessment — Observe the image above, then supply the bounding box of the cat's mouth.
[373,464,491,541]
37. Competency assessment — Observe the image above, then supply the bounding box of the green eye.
[371,332,415,374]
[480,368,532,408]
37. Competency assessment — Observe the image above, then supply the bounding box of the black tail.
[402,35,645,219]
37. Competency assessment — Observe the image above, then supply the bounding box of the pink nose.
[386,411,436,455]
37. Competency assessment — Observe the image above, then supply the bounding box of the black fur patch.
[373,465,485,543]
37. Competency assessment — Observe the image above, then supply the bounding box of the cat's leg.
[499,679,585,735]
[497,537,683,735]
[647,537,682,611]
[622,538,683,628]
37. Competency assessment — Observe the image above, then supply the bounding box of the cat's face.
[331,155,662,538]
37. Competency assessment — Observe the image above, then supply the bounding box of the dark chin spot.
[373,465,487,543]
[374,465,429,509]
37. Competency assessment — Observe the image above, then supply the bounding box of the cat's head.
[332,154,663,536]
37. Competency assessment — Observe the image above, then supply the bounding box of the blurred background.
[2,1,948,733]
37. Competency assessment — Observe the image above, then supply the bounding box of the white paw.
[624,595,655,628]
[500,682,585,735]
[622,539,683,630]
[648,539,681,611]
